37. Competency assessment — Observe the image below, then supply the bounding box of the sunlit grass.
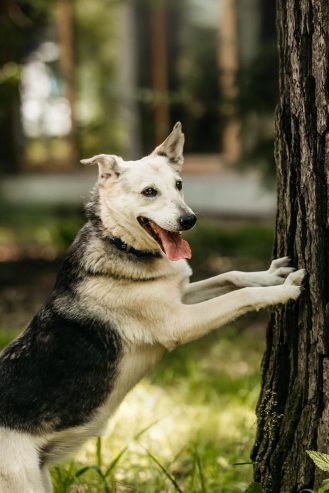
[0,319,265,492]
[48,323,265,492]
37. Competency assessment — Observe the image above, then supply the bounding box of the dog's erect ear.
[152,122,185,171]
[80,154,122,185]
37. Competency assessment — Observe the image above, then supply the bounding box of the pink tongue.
[155,227,192,261]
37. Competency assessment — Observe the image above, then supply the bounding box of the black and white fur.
[0,123,305,492]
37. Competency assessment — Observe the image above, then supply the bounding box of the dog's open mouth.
[137,217,192,261]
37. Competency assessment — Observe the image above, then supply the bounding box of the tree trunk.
[118,3,141,159]
[150,4,169,145]
[252,1,329,491]
[217,0,241,162]
[54,0,79,167]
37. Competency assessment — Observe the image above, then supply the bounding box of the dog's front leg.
[182,274,243,303]
[182,257,295,304]
[162,269,305,349]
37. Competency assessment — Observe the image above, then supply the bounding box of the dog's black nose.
[179,214,197,230]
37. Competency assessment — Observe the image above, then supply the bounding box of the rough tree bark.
[252,1,329,492]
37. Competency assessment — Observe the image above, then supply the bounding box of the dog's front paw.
[284,268,306,286]
[249,268,306,311]
[267,256,296,285]
[276,268,306,303]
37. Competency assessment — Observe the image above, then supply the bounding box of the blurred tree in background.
[0,0,277,175]
[236,0,277,180]
[75,0,123,157]
[0,0,51,173]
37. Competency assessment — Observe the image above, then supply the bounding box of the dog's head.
[81,122,196,261]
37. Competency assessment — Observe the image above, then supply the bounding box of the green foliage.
[51,463,77,493]
[0,63,21,90]
[0,0,54,169]
[0,0,278,175]
[302,451,329,493]
[307,451,329,473]
[178,20,222,153]
[302,480,329,493]
[185,220,274,278]
[0,206,84,253]
[236,41,278,181]
[75,0,125,157]
[0,330,20,350]
[144,448,184,493]
[244,483,263,493]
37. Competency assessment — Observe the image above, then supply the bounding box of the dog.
[0,122,305,492]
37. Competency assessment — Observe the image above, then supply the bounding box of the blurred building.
[0,0,276,176]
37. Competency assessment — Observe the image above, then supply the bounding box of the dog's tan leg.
[40,466,53,493]
[182,274,241,303]
[0,428,46,493]
[163,269,305,349]
[183,257,295,303]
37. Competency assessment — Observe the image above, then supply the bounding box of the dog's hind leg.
[0,428,46,493]
[40,466,53,493]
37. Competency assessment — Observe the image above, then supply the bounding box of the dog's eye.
[176,180,182,191]
[142,187,158,197]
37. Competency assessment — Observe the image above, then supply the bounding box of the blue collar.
[110,237,161,259]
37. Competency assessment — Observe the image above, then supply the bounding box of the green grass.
[50,325,264,492]
[47,326,264,493]
[0,324,265,493]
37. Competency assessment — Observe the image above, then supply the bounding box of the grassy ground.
[0,323,265,493]
[49,324,265,493]
[0,209,274,492]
